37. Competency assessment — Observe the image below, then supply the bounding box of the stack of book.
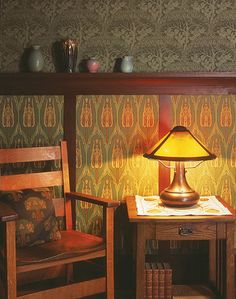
[145,262,172,299]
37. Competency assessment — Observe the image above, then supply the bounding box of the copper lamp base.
[160,189,199,207]
[160,162,200,207]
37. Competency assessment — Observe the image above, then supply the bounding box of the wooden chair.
[0,141,119,299]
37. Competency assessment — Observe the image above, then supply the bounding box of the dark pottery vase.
[62,39,79,72]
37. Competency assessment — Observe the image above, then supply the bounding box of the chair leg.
[105,208,115,299]
[5,221,17,299]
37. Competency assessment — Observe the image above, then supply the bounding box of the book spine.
[145,263,152,299]
[158,263,165,299]
[152,263,159,299]
[144,265,147,299]
[164,265,172,299]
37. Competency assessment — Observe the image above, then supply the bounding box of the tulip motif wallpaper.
[171,95,236,208]
[0,95,63,148]
[75,95,159,232]
[0,94,235,233]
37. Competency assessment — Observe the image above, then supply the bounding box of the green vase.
[28,45,44,72]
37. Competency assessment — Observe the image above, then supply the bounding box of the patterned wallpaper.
[171,95,236,208]
[1,0,236,72]
[76,95,159,232]
[0,95,64,148]
[0,95,235,234]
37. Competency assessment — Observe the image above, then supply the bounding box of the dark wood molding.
[1,72,236,95]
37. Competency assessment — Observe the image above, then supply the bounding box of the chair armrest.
[65,192,120,208]
[0,201,18,222]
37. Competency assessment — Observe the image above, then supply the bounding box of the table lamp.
[143,126,216,207]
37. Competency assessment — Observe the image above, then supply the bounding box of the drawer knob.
[179,227,193,236]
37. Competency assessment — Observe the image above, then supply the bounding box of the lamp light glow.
[143,126,216,207]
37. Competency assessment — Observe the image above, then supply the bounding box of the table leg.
[209,240,216,287]
[136,223,146,299]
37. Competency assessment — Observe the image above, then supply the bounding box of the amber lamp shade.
[143,126,216,207]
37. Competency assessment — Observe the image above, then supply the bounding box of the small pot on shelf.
[87,58,100,73]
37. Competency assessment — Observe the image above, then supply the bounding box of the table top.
[126,195,236,223]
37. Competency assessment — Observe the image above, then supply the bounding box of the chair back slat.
[0,171,63,191]
[0,141,72,230]
[0,146,61,164]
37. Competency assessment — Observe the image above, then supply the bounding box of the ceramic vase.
[62,39,79,72]
[121,56,133,73]
[28,45,44,72]
[87,58,100,73]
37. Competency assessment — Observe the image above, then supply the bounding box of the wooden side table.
[126,196,236,299]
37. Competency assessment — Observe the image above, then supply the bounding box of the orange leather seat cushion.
[17,230,105,265]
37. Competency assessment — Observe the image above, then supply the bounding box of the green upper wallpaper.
[1,0,236,72]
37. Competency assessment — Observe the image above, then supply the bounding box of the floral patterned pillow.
[1,188,61,247]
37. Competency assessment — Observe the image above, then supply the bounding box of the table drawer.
[153,222,217,240]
